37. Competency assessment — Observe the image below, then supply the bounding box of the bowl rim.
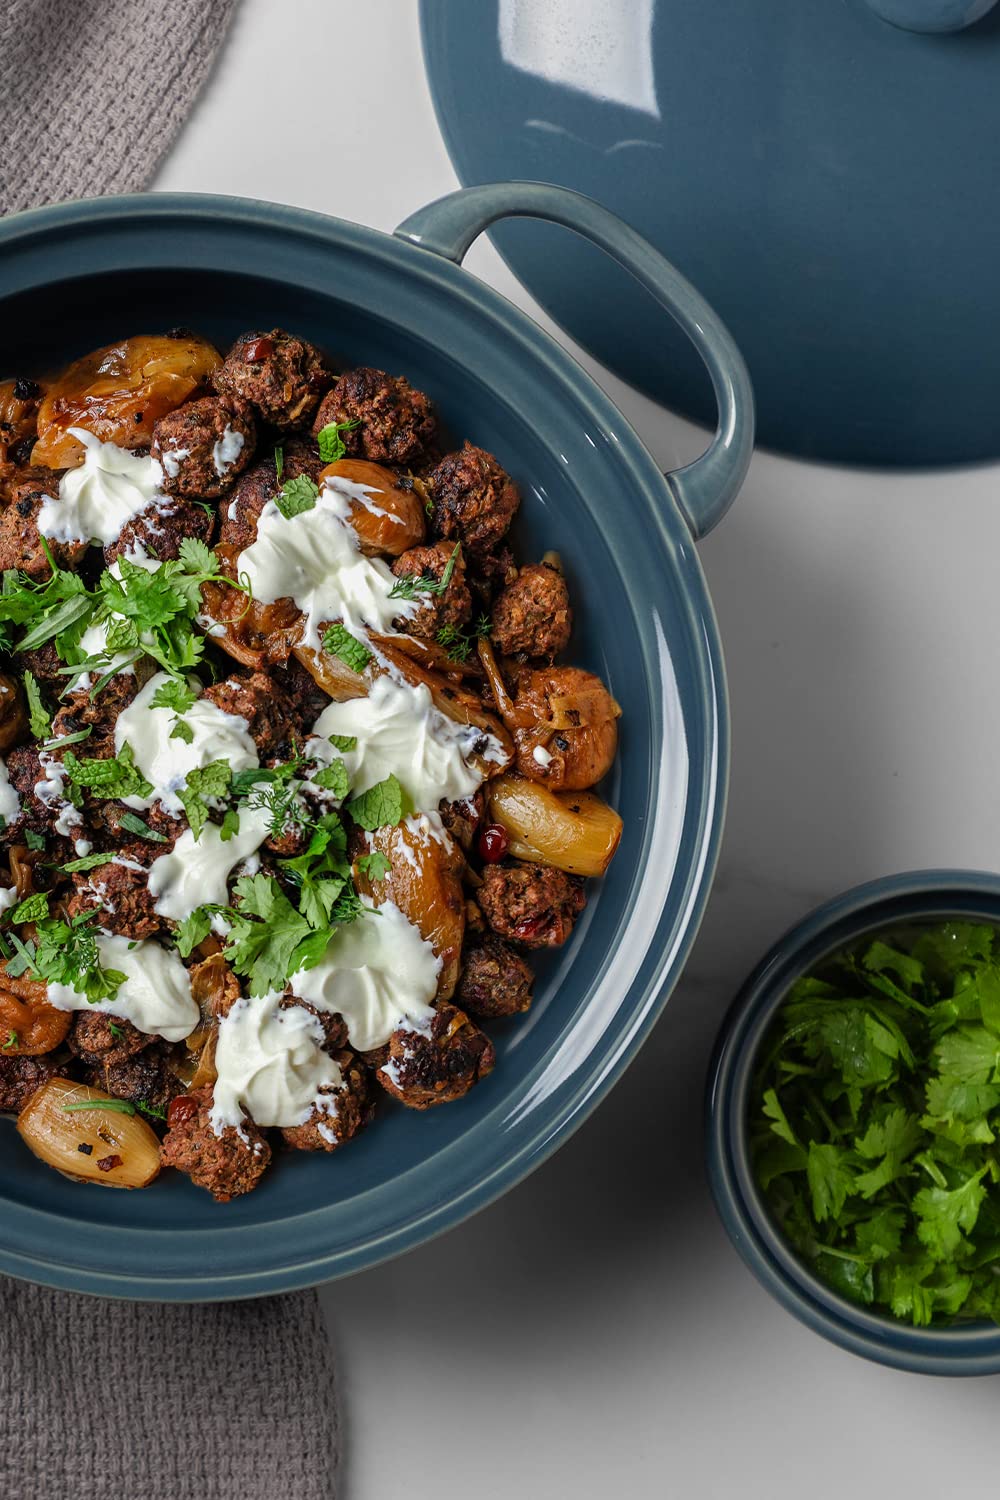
[706,867,1000,1375]
[0,190,731,1299]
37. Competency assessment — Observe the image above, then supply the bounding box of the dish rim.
[0,190,729,1299]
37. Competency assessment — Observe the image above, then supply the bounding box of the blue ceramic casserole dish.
[0,182,752,1299]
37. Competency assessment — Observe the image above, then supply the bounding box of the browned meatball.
[279,651,333,738]
[391,541,472,639]
[87,1048,183,1118]
[428,442,519,557]
[0,1052,60,1113]
[213,329,329,430]
[438,791,483,854]
[375,1002,495,1110]
[151,395,255,501]
[17,641,63,688]
[312,367,436,467]
[281,1049,372,1152]
[0,476,86,579]
[456,934,534,1018]
[51,673,140,760]
[67,845,164,940]
[218,436,322,552]
[478,861,585,949]
[160,1084,271,1202]
[201,671,297,761]
[0,673,27,754]
[491,563,571,660]
[4,744,70,840]
[105,495,215,566]
[67,1011,151,1066]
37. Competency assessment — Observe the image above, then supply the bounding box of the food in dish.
[751,920,1000,1326]
[0,327,622,1200]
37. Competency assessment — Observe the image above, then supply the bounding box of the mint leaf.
[323,623,371,674]
[312,758,350,801]
[345,774,409,832]
[316,418,360,463]
[275,474,319,519]
[119,812,167,843]
[9,891,48,925]
[177,760,232,842]
[327,733,357,753]
[63,742,153,801]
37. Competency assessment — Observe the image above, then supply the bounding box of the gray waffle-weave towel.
[0,0,240,215]
[0,1279,339,1499]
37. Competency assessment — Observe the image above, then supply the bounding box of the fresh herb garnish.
[119,812,168,844]
[61,851,117,874]
[316,418,360,464]
[23,829,46,852]
[274,445,284,483]
[137,1100,167,1122]
[108,1023,124,1041]
[63,742,153,802]
[751,922,1000,1327]
[344,774,410,832]
[222,874,330,997]
[8,911,125,1004]
[435,611,491,664]
[0,558,94,658]
[311,759,350,801]
[151,678,198,745]
[327,733,357,753]
[356,850,391,883]
[322,623,371,674]
[275,474,320,519]
[22,671,51,738]
[279,814,352,929]
[389,543,461,602]
[9,891,48,925]
[175,906,216,958]
[2,1030,18,1050]
[177,760,232,841]
[62,1098,136,1116]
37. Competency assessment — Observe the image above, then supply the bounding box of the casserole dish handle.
[395,182,754,539]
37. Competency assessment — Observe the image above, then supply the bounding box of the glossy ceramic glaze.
[421,0,1000,466]
[707,870,1000,1375]
[0,186,751,1299]
[864,0,998,31]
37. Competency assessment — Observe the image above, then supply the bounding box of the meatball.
[87,1048,182,1118]
[375,1002,495,1110]
[67,845,163,941]
[51,673,140,760]
[428,442,519,557]
[0,475,86,579]
[312,367,436,468]
[151,395,255,501]
[279,652,333,738]
[491,563,571,660]
[456,934,534,1018]
[160,1084,271,1201]
[213,329,329,430]
[17,641,63,688]
[478,861,585,949]
[0,672,27,754]
[218,436,322,552]
[0,1052,59,1114]
[201,671,297,761]
[105,495,215,566]
[67,1011,151,1066]
[438,792,483,854]
[281,1049,372,1152]
[5,743,76,841]
[391,541,472,640]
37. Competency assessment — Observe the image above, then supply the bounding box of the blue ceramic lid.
[422,0,1000,466]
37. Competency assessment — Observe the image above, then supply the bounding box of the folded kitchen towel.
[0,0,240,216]
[0,1277,339,1500]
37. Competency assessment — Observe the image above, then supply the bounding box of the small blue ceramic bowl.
[707,870,1000,1376]
[0,182,753,1299]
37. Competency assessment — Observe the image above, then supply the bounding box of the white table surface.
[156,3,1000,1494]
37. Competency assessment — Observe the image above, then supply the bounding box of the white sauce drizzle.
[210,994,344,1138]
[113,670,258,816]
[147,805,272,921]
[234,476,416,650]
[0,887,16,915]
[289,898,439,1053]
[160,444,190,480]
[0,756,21,828]
[532,743,553,768]
[46,934,199,1042]
[308,675,490,811]
[39,430,166,546]
[212,426,244,476]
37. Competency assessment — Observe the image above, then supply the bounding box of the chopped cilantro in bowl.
[706,873,1000,1374]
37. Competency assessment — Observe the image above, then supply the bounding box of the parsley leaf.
[345,774,409,832]
[316,418,360,463]
[323,623,371,674]
[175,906,215,958]
[223,874,320,997]
[13,912,125,1004]
[275,475,320,519]
[177,760,232,841]
[356,850,391,883]
[22,671,51,738]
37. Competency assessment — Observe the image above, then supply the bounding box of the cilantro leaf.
[223,875,318,996]
[175,906,215,958]
[22,671,51,738]
[345,774,409,832]
[316,418,360,463]
[323,623,371,674]
[18,912,125,1004]
[275,475,320,519]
